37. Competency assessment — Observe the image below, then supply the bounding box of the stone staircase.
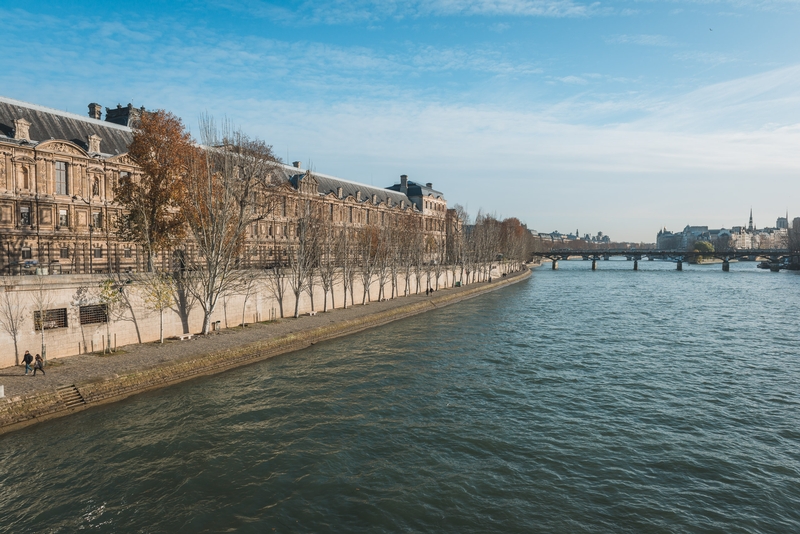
[57,385,86,409]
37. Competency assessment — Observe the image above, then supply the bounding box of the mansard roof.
[0,96,133,156]
[386,180,445,200]
[277,165,415,208]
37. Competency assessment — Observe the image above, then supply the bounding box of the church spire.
[748,208,754,232]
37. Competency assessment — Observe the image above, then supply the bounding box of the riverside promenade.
[0,267,531,434]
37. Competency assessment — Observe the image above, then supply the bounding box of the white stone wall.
[0,264,509,368]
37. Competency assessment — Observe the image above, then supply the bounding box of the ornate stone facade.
[0,96,450,274]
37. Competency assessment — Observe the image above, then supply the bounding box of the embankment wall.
[0,265,505,368]
[0,267,530,434]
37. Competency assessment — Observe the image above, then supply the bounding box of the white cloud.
[673,51,738,65]
[605,34,678,47]
[555,75,588,84]
[210,0,601,23]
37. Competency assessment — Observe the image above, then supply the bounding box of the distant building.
[657,211,789,251]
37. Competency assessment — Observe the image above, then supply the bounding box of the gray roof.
[278,165,414,207]
[0,96,133,156]
[386,180,445,200]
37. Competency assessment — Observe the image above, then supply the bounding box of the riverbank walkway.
[0,268,531,433]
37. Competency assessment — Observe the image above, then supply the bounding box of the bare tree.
[318,214,340,312]
[139,271,174,343]
[103,273,143,344]
[0,279,26,365]
[287,219,312,318]
[238,270,262,327]
[357,225,379,305]
[339,224,356,308]
[70,285,92,353]
[32,275,54,363]
[265,231,290,318]
[180,117,280,334]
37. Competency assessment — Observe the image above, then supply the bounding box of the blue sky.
[2,0,799,241]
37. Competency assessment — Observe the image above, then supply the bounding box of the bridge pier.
[552,260,558,270]
[722,260,730,272]
[633,260,638,271]
[592,259,597,271]
[677,261,683,271]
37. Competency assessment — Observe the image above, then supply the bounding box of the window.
[93,247,103,258]
[60,247,70,259]
[59,209,69,227]
[21,247,32,259]
[20,206,30,225]
[79,304,108,325]
[349,207,353,223]
[34,308,68,330]
[124,248,132,258]
[329,204,334,221]
[92,211,102,229]
[55,161,68,195]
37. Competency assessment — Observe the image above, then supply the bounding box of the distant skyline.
[1,1,798,241]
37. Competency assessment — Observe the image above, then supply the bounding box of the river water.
[2,260,799,533]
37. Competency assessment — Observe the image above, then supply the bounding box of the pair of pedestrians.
[22,350,45,376]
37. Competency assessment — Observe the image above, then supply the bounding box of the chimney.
[292,161,301,169]
[105,103,144,127]
[88,103,102,120]
[337,187,343,199]
[426,182,433,188]
[400,174,408,193]
[13,118,31,141]
[356,190,361,202]
[88,134,102,154]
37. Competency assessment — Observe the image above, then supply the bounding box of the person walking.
[22,350,33,375]
[33,354,45,376]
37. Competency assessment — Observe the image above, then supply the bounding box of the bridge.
[531,249,794,272]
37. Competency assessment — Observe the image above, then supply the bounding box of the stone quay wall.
[0,265,505,368]
[0,267,530,434]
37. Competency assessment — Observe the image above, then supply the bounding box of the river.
[1,259,799,533]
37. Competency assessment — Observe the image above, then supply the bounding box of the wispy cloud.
[673,51,738,65]
[211,0,601,24]
[555,75,589,84]
[605,34,678,47]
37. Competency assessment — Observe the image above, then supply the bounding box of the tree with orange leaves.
[116,110,192,271]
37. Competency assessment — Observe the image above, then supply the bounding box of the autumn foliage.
[116,110,192,270]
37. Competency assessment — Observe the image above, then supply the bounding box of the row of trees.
[109,111,534,336]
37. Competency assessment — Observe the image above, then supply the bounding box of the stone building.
[656,211,790,251]
[0,96,450,274]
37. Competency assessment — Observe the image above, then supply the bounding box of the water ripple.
[1,261,799,532]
